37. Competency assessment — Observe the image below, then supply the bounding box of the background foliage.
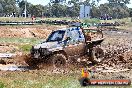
[0,0,131,19]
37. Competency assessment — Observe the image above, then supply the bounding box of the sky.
[27,0,132,8]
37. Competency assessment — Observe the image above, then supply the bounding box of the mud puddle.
[0,64,29,71]
[103,30,132,36]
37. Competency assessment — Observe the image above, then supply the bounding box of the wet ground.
[0,28,132,82]
[91,29,132,81]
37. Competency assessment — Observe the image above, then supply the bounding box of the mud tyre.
[90,47,104,64]
[51,54,67,68]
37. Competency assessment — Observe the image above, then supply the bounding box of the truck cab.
[30,27,104,68]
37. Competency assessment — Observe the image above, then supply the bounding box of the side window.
[66,28,85,44]
[71,29,79,42]
[47,30,65,42]
[78,29,85,42]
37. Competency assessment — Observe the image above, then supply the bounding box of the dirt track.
[0,25,66,38]
[0,26,132,81]
[92,29,132,80]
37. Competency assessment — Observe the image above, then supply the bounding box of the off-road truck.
[28,27,104,68]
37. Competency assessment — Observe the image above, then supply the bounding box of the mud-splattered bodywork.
[31,27,104,61]
[31,27,86,59]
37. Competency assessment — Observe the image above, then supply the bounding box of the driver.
[56,33,63,41]
[86,32,91,41]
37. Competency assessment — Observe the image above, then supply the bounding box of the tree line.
[0,0,132,19]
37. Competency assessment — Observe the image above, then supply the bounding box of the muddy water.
[103,30,132,36]
[0,64,29,71]
[0,29,132,71]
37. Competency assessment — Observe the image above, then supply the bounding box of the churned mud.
[0,26,132,81]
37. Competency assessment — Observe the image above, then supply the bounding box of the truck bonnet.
[33,42,60,49]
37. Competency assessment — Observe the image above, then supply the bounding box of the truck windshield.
[46,30,65,42]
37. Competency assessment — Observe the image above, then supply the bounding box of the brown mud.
[0,26,132,81]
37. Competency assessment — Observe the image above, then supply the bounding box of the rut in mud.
[11,29,132,72]
[0,27,132,81]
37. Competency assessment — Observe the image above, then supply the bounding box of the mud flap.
[86,38,104,47]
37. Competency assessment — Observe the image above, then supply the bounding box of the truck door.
[63,28,78,56]
[76,28,86,56]
[64,28,86,56]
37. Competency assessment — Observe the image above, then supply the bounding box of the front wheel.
[51,54,67,68]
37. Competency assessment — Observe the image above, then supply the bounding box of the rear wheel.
[90,47,104,64]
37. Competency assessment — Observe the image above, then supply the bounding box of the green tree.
[50,0,66,3]
[67,4,79,17]
[29,4,44,17]
[0,3,3,13]
[107,0,130,19]
[129,8,132,17]
[67,0,80,17]
[108,0,130,4]
[43,3,53,17]
[99,3,111,16]
[51,3,67,17]
[91,6,100,18]
[18,0,32,15]
[0,0,17,14]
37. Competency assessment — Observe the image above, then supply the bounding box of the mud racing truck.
[28,27,104,68]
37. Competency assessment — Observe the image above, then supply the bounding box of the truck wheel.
[91,47,104,64]
[24,56,38,68]
[52,54,67,68]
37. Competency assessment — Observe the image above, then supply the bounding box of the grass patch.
[0,71,131,88]
[0,17,72,22]
[0,38,43,53]
[83,18,100,24]
[42,17,72,21]
[19,44,32,52]
[0,82,5,88]
[0,17,32,22]
[0,38,41,45]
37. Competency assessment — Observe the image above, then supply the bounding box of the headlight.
[39,48,51,56]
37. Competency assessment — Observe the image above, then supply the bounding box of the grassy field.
[0,17,132,30]
[0,38,42,53]
[0,17,72,22]
[0,17,32,22]
[0,71,80,88]
[0,38,42,44]
[0,17,132,28]
[0,37,131,88]
[100,18,132,29]
[0,17,132,88]
[0,70,131,88]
